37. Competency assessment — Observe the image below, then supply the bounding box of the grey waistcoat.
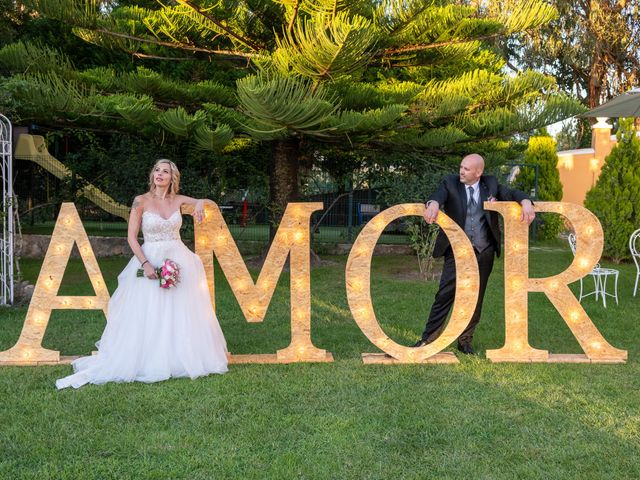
[464,190,490,252]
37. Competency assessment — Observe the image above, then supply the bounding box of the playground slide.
[15,134,130,221]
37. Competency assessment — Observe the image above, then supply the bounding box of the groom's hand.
[520,199,535,225]
[423,201,439,224]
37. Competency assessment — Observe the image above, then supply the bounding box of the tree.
[1,0,581,233]
[514,134,563,240]
[496,0,640,109]
[585,118,640,262]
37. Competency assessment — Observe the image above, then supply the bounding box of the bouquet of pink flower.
[137,259,180,289]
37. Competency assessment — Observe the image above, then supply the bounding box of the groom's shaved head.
[459,153,485,185]
[462,154,485,171]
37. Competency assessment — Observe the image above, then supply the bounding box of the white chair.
[630,228,640,296]
[567,233,619,307]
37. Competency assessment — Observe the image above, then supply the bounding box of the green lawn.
[1,245,639,479]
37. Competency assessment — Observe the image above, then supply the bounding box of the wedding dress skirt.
[56,210,228,389]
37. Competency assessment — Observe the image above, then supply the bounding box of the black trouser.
[420,245,495,346]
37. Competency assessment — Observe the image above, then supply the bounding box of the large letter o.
[345,204,479,363]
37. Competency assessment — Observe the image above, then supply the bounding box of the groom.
[414,153,535,354]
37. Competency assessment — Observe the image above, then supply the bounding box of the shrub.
[515,135,564,240]
[585,118,640,262]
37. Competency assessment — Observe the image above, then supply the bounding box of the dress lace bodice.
[142,210,182,242]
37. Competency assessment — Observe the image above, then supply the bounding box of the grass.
[1,243,639,479]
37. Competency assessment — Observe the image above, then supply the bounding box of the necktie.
[468,186,476,208]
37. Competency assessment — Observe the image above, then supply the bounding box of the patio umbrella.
[580,88,640,117]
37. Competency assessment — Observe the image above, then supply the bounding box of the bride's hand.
[193,200,205,224]
[143,263,157,279]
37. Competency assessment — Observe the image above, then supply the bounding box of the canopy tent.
[580,88,640,118]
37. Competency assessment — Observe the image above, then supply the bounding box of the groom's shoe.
[412,339,430,348]
[457,342,474,355]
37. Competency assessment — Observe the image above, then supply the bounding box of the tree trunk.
[588,43,603,109]
[269,137,301,240]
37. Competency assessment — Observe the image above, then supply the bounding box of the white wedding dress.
[56,210,228,389]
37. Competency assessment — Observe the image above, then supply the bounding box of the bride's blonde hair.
[148,159,180,196]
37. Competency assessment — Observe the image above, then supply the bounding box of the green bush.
[375,166,448,280]
[515,135,564,240]
[585,118,640,263]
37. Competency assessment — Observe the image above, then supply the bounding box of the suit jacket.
[429,174,530,258]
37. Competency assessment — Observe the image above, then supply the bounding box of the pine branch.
[175,0,264,51]
[129,52,193,61]
[90,27,257,59]
[287,0,302,36]
[382,32,500,56]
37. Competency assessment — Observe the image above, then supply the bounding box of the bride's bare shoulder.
[132,193,151,211]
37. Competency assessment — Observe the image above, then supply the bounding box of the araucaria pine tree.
[585,119,640,262]
[1,0,581,230]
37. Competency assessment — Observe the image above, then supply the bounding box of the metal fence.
[19,187,410,246]
[218,188,408,245]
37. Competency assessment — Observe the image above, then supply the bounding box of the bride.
[56,159,228,389]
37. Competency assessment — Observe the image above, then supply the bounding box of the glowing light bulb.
[585,226,594,235]
[569,310,580,322]
[578,257,590,269]
[373,217,386,229]
[350,280,363,293]
[293,230,305,243]
[510,206,521,219]
[293,278,308,291]
[591,341,602,350]
[22,349,32,359]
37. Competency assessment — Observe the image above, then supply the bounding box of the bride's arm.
[128,195,157,279]
[178,195,215,223]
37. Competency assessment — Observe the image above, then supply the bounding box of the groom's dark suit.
[420,174,530,347]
